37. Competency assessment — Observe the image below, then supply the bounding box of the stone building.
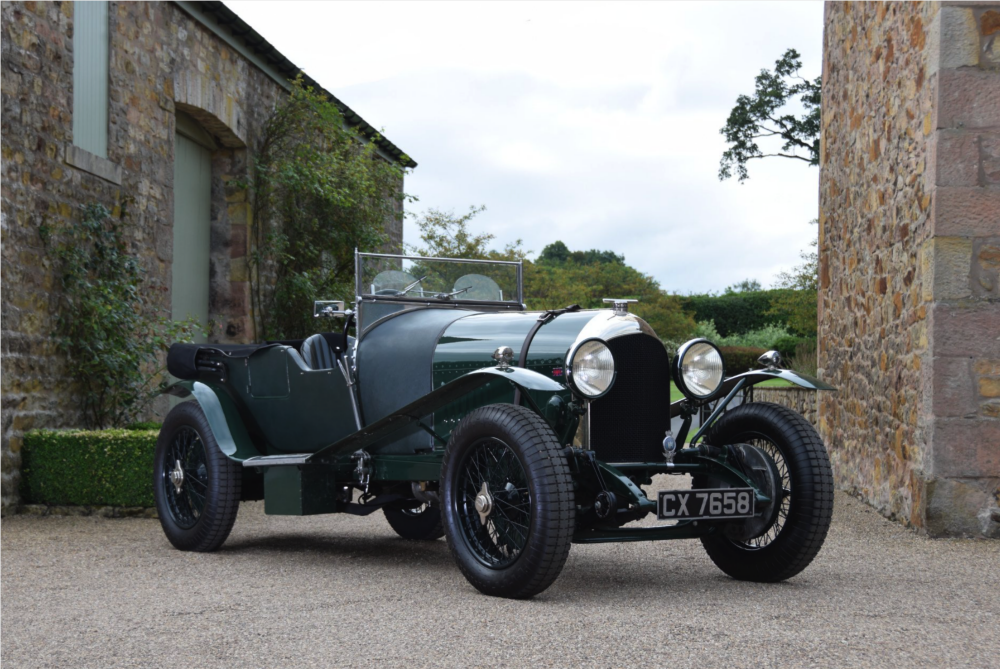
[0,1,414,512]
[819,2,999,536]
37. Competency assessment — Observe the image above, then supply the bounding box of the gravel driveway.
[3,481,998,669]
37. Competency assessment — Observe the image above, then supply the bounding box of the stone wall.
[754,388,819,427]
[819,2,1000,537]
[0,1,406,513]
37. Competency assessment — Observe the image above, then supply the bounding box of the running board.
[242,454,311,468]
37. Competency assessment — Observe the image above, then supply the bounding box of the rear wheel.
[384,503,444,541]
[696,402,833,582]
[441,404,574,599]
[154,402,241,552]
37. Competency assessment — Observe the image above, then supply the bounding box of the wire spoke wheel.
[696,402,834,583]
[153,402,241,552]
[737,433,791,549]
[441,404,574,599]
[162,426,209,530]
[457,437,531,568]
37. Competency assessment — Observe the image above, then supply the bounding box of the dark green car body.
[164,251,832,541]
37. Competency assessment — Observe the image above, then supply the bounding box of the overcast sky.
[230,1,825,294]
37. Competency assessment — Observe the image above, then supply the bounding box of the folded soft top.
[166,343,278,380]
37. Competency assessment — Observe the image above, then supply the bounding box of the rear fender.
[165,381,263,462]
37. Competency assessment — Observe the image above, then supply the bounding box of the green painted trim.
[72,0,109,158]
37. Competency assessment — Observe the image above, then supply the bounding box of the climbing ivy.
[40,203,199,429]
[245,78,411,340]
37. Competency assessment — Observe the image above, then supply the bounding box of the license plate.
[657,488,755,521]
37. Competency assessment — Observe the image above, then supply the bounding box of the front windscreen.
[357,254,521,305]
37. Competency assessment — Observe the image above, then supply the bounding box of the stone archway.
[168,94,252,346]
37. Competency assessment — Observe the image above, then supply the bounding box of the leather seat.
[300,334,337,371]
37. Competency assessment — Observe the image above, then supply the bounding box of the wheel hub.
[169,459,185,493]
[724,444,782,542]
[474,482,493,525]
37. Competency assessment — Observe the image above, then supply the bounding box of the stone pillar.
[819,2,1000,537]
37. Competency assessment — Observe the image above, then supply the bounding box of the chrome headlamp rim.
[565,337,617,399]
[672,337,726,402]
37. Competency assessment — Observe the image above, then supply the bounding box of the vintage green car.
[157,251,835,598]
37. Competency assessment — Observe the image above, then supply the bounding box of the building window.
[72,0,109,158]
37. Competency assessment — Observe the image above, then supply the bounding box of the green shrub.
[719,323,792,350]
[21,429,159,507]
[126,421,162,431]
[680,290,796,337]
[787,339,818,376]
[772,335,807,360]
[720,346,768,374]
[40,203,199,428]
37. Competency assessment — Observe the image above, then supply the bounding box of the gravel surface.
[3,481,998,669]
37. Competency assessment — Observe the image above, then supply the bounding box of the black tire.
[154,401,241,552]
[384,503,445,541]
[441,404,574,599]
[696,402,834,582]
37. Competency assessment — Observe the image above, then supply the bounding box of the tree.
[719,48,821,183]
[407,206,527,262]
[725,278,763,294]
[246,77,409,341]
[408,214,694,340]
[767,221,819,336]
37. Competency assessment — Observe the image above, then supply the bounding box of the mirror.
[313,300,347,318]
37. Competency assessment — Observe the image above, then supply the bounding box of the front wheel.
[441,404,575,599]
[696,402,834,582]
[153,401,241,552]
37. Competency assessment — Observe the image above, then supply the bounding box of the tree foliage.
[719,48,821,182]
[246,78,409,340]
[767,222,818,336]
[407,209,695,340]
[40,204,199,429]
[725,278,763,294]
[681,290,792,338]
[538,241,625,266]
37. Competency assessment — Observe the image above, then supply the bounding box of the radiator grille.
[589,334,672,463]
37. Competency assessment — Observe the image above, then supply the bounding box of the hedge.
[680,290,796,338]
[720,346,768,374]
[21,428,159,507]
[772,335,810,360]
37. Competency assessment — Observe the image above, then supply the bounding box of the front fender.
[309,366,565,463]
[670,369,835,418]
[721,368,836,393]
[164,381,263,462]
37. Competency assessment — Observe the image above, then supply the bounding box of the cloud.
[229,0,825,293]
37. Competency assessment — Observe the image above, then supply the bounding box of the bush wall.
[21,429,158,507]
[720,346,768,374]
[681,290,796,337]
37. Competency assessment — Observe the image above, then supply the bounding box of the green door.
[171,119,213,341]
